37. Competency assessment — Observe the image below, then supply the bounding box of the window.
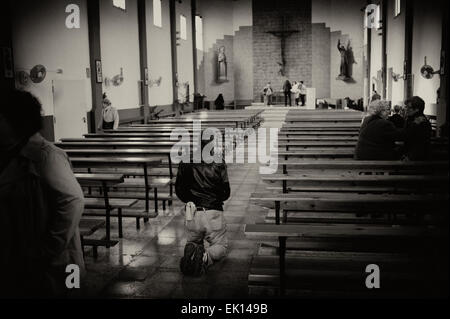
[364,4,381,29]
[180,15,187,40]
[153,0,162,27]
[195,15,203,51]
[394,0,401,17]
[112,0,126,11]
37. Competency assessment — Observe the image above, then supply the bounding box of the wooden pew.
[278,131,360,137]
[278,136,359,142]
[277,149,355,160]
[71,157,161,218]
[245,192,448,297]
[76,173,137,257]
[247,155,449,296]
[56,141,182,148]
[250,192,449,224]
[64,149,175,200]
[277,139,448,150]
[144,118,249,128]
[119,116,145,125]
[245,223,448,297]
[275,159,449,175]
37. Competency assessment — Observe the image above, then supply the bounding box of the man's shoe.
[180,242,205,277]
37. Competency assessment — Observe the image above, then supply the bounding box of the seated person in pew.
[98,93,119,130]
[0,89,85,297]
[214,94,225,110]
[402,96,432,161]
[355,100,405,160]
[388,104,405,129]
[175,133,230,275]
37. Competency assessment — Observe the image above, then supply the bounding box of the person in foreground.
[402,96,431,161]
[0,89,85,298]
[354,100,405,160]
[175,134,230,276]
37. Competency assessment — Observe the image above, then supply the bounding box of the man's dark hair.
[406,96,425,114]
[0,89,43,139]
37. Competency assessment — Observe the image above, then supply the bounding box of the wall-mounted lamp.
[149,76,162,87]
[392,71,406,82]
[104,67,124,87]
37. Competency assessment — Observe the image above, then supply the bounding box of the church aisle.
[80,161,266,299]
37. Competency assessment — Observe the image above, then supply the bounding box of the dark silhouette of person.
[402,96,432,161]
[388,105,405,129]
[214,94,225,110]
[282,80,292,106]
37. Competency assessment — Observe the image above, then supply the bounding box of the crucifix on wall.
[266,16,299,76]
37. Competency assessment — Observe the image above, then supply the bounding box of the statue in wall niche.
[337,39,357,82]
[217,46,227,83]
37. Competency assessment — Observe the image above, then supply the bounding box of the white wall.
[370,27,383,95]
[175,0,195,102]
[11,0,91,116]
[146,0,173,106]
[312,0,365,36]
[198,0,234,52]
[386,0,405,105]
[232,0,252,33]
[100,0,141,110]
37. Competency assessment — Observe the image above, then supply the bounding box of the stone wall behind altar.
[252,0,313,101]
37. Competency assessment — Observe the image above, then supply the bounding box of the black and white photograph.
[0,0,448,310]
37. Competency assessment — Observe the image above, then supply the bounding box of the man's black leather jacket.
[175,161,230,211]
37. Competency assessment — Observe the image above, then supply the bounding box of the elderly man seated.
[355,100,405,160]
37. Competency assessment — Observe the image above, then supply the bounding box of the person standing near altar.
[291,81,300,106]
[282,79,292,106]
[263,82,273,106]
[299,81,307,106]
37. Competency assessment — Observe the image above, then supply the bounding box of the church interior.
[0,0,449,300]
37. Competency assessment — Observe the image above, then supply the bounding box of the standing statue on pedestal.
[337,39,356,82]
[217,46,227,83]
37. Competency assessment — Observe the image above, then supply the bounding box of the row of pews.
[245,109,449,298]
[60,110,263,258]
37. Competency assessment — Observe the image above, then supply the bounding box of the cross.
[266,16,299,76]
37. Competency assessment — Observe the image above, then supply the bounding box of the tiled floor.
[81,162,266,299]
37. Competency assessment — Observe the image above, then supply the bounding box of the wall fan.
[112,67,124,86]
[16,64,62,86]
[30,64,47,83]
[420,56,441,79]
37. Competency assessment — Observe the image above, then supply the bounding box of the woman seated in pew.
[98,93,119,130]
[355,100,405,160]
[175,132,230,276]
[0,89,85,297]
[214,94,225,110]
